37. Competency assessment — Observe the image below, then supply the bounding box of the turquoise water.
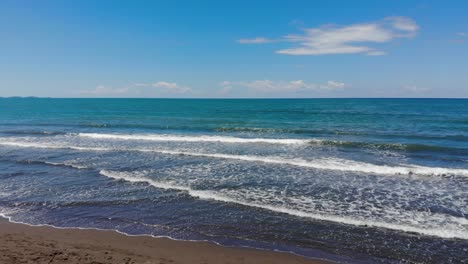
[0,98,467,263]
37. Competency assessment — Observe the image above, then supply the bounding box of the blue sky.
[1,0,467,98]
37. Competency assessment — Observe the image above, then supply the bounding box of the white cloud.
[386,16,419,33]
[152,81,179,89]
[79,81,191,96]
[220,81,232,87]
[135,81,192,94]
[218,81,233,96]
[457,32,467,37]
[322,80,346,89]
[224,80,348,93]
[237,37,274,44]
[239,16,419,56]
[79,85,129,95]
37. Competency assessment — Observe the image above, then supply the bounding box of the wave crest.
[2,141,468,177]
[78,133,311,145]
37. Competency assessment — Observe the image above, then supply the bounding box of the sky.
[1,0,467,98]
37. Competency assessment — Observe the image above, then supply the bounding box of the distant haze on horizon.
[1,0,467,98]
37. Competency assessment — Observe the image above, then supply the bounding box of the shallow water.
[0,98,467,263]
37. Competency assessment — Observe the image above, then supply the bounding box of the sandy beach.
[0,218,330,264]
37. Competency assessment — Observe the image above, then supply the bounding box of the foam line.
[78,133,312,145]
[99,170,468,240]
[149,149,468,176]
[2,141,468,176]
[44,161,88,170]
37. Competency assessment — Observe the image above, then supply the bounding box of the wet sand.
[0,218,331,264]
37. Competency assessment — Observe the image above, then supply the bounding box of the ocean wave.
[44,161,88,170]
[147,150,468,176]
[2,141,468,177]
[3,122,468,142]
[0,141,108,151]
[6,130,465,156]
[99,170,468,240]
[74,133,468,155]
[215,127,468,142]
[0,130,65,136]
[319,140,468,153]
[13,159,88,170]
[77,133,312,145]
[76,133,468,154]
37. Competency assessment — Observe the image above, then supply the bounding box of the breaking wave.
[78,133,312,145]
[99,170,468,240]
[2,141,468,177]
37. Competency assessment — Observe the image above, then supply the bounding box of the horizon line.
[1,97,468,100]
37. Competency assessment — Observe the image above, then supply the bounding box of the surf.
[2,140,468,177]
[99,169,468,240]
[77,132,312,145]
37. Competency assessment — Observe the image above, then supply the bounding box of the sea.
[0,98,467,263]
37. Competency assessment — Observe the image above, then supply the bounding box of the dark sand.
[0,219,331,264]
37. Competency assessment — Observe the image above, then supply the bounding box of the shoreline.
[0,217,332,264]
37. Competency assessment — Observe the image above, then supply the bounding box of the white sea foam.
[78,133,312,145]
[99,170,468,240]
[44,161,88,170]
[2,141,468,176]
[0,141,107,151]
[148,150,468,176]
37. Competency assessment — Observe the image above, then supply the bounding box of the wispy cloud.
[451,32,467,44]
[79,85,129,95]
[386,16,419,32]
[402,85,430,93]
[237,37,275,44]
[134,81,192,94]
[221,80,347,94]
[238,16,419,56]
[366,51,387,56]
[218,81,233,96]
[79,81,191,96]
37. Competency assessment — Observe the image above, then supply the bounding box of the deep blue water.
[0,98,467,263]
